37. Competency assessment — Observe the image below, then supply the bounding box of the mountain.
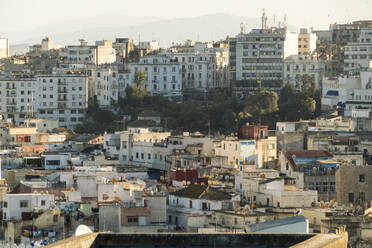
[8,13,297,52]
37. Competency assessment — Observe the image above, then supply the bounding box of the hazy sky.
[1,0,371,31]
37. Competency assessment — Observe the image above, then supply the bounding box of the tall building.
[0,73,88,129]
[298,28,317,56]
[330,20,372,46]
[164,41,229,100]
[229,27,298,97]
[0,38,9,59]
[129,55,183,102]
[344,28,372,74]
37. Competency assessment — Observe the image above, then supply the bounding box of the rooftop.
[170,184,231,201]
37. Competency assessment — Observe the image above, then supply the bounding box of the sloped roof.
[138,110,161,117]
[171,184,231,201]
[248,216,307,232]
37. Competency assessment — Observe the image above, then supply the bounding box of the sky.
[0,0,371,31]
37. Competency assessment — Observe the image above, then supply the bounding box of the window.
[141,153,144,159]
[360,192,366,203]
[41,200,46,206]
[349,193,354,203]
[360,174,365,182]
[189,200,193,208]
[20,200,28,208]
[3,201,7,208]
[136,153,139,159]
[127,217,138,223]
[148,153,151,160]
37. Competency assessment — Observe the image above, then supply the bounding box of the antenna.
[262,8,266,29]
[240,23,244,34]
[273,14,276,25]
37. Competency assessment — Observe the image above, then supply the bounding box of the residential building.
[66,39,116,65]
[298,28,317,56]
[230,27,298,96]
[280,150,337,201]
[92,68,119,107]
[129,55,182,101]
[235,167,317,208]
[2,193,55,221]
[284,55,325,89]
[41,37,61,52]
[168,184,239,227]
[165,41,229,100]
[344,28,372,74]
[139,41,160,51]
[35,74,88,129]
[335,165,372,206]
[41,152,71,170]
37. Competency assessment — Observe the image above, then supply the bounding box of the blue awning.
[326,90,339,96]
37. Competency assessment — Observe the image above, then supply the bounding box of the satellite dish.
[75,225,93,237]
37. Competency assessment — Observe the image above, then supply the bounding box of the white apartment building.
[2,193,55,221]
[139,41,160,51]
[0,73,88,129]
[284,55,325,89]
[129,55,182,101]
[92,68,119,107]
[344,28,372,74]
[36,74,88,129]
[230,27,298,95]
[298,28,317,56]
[0,38,9,59]
[165,41,229,98]
[66,39,116,65]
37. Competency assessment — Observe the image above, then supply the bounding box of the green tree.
[244,87,278,124]
[132,70,149,99]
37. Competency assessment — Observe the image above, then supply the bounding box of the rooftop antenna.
[283,15,287,28]
[262,8,266,29]
[273,14,276,26]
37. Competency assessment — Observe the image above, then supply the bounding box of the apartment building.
[0,75,37,124]
[129,55,182,101]
[165,41,229,100]
[230,27,298,96]
[344,28,372,74]
[35,74,88,129]
[284,55,325,89]
[66,39,116,65]
[92,68,119,107]
[298,28,317,56]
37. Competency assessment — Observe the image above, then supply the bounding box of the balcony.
[58,89,68,93]
[58,103,66,108]
[6,101,16,106]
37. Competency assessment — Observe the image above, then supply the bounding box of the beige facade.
[335,165,372,206]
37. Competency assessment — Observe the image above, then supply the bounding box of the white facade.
[129,55,182,100]
[0,74,88,129]
[165,42,229,93]
[66,39,116,65]
[2,194,55,221]
[35,74,88,129]
[230,28,298,93]
[41,153,71,170]
[284,55,325,89]
[139,41,160,51]
[344,28,372,74]
[92,68,119,107]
